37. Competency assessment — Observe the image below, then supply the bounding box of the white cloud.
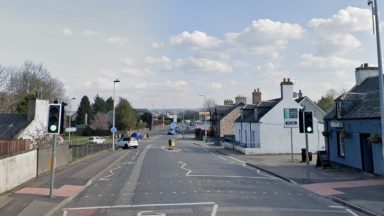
[211,82,222,89]
[226,19,305,58]
[309,7,371,33]
[300,53,359,73]
[62,28,74,36]
[121,68,153,77]
[145,56,173,69]
[174,57,232,74]
[106,36,128,46]
[152,42,165,49]
[170,31,222,49]
[316,33,361,56]
[81,30,98,36]
[120,58,137,66]
[160,80,188,89]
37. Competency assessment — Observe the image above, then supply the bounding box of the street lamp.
[112,79,120,151]
[368,0,384,174]
[199,94,207,142]
[68,97,76,144]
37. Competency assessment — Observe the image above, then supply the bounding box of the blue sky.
[0,0,381,109]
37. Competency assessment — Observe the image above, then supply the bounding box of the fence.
[69,143,111,162]
[0,140,31,157]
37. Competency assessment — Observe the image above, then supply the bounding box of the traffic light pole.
[305,133,310,181]
[49,134,57,198]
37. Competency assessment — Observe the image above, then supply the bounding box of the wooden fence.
[0,140,31,157]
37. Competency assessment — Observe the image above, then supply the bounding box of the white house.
[234,78,325,154]
[17,99,50,146]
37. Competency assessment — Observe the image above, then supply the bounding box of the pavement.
[193,140,384,216]
[0,149,128,216]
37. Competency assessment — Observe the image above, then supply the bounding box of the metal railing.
[69,143,111,162]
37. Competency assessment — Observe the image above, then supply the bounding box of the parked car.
[131,132,143,140]
[88,136,106,144]
[167,128,176,135]
[116,137,138,149]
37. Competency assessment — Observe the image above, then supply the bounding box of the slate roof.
[236,98,281,123]
[325,76,380,120]
[0,114,28,140]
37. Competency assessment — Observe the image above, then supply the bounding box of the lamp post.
[68,97,75,144]
[368,0,384,174]
[199,94,207,142]
[112,79,120,151]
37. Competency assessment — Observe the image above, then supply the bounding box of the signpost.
[283,108,298,163]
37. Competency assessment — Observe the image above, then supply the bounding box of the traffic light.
[304,111,314,133]
[47,104,62,134]
[299,109,304,133]
[60,102,67,134]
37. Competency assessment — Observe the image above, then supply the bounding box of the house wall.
[326,119,383,175]
[0,150,37,194]
[219,107,241,137]
[256,101,324,154]
[17,100,49,147]
[299,98,326,123]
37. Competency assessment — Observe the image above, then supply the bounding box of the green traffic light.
[306,127,313,132]
[49,125,58,132]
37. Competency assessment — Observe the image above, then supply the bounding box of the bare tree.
[203,98,217,109]
[90,112,110,130]
[0,65,9,91]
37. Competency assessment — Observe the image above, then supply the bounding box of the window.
[337,132,345,157]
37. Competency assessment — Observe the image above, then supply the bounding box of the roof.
[0,114,29,140]
[325,76,380,119]
[236,98,281,123]
[213,102,244,121]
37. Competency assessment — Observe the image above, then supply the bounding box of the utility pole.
[368,0,384,174]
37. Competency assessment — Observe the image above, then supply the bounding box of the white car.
[88,136,106,144]
[116,137,138,149]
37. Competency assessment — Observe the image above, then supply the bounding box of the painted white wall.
[17,100,49,147]
[0,150,37,194]
[235,100,325,154]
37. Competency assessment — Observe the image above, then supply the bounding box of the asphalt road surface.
[59,134,364,216]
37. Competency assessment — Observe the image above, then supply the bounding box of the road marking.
[345,209,359,216]
[138,211,166,216]
[99,166,121,181]
[62,202,217,211]
[211,204,218,216]
[178,161,277,179]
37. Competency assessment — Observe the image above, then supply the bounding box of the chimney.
[27,100,36,122]
[298,89,303,98]
[252,88,262,104]
[235,95,247,104]
[280,78,294,100]
[355,63,378,85]
[224,99,234,105]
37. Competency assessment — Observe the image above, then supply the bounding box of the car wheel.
[124,144,128,149]
[134,146,138,149]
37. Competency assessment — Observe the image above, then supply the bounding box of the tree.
[316,89,343,113]
[203,98,217,109]
[16,93,36,113]
[105,97,114,112]
[90,112,110,130]
[115,97,138,130]
[140,112,152,128]
[92,94,106,114]
[7,61,65,101]
[0,65,9,91]
[75,95,92,125]
[184,110,199,121]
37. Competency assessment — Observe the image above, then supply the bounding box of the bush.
[82,126,93,136]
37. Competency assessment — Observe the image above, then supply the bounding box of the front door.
[360,133,374,173]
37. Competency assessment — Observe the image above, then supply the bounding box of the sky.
[0,0,381,110]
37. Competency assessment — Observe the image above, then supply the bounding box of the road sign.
[111,127,117,133]
[283,108,298,128]
[65,127,77,132]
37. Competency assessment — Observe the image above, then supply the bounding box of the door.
[360,133,374,173]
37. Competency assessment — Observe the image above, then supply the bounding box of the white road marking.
[211,204,218,216]
[345,209,359,216]
[178,161,278,179]
[329,206,344,209]
[62,202,217,211]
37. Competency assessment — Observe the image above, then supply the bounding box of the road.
[59,134,363,216]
